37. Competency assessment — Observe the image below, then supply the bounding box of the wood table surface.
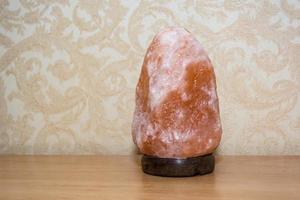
[0,155,299,200]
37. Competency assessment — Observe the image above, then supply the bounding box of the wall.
[0,0,299,155]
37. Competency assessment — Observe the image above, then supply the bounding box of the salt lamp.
[132,27,222,176]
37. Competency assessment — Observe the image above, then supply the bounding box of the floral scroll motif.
[0,0,299,155]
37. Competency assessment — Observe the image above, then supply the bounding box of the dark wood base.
[141,153,214,177]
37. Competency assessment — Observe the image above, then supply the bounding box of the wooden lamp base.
[141,153,215,177]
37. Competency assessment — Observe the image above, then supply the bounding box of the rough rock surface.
[132,27,222,158]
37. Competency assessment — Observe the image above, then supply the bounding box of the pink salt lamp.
[132,27,222,177]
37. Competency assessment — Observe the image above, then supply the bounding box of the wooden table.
[0,156,299,200]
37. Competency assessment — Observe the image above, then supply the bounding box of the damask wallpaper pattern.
[0,0,299,155]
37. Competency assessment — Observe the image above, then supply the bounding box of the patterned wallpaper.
[0,0,299,155]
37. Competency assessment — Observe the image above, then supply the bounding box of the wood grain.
[0,156,299,200]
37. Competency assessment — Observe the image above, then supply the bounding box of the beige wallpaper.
[0,0,299,155]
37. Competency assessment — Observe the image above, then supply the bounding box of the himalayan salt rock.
[132,27,222,159]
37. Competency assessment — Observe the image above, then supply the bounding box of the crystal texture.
[132,27,222,158]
